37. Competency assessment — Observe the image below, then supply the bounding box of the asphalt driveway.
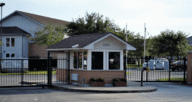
[0,82,191,102]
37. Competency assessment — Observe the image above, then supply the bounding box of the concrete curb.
[52,85,157,93]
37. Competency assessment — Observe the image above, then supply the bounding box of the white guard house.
[46,32,136,86]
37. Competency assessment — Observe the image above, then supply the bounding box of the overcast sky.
[1,0,192,38]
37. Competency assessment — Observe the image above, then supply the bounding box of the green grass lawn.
[126,72,131,74]
[127,64,143,68]
[0,70,56,75]
[157,77,187,81]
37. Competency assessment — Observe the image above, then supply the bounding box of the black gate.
[0,52,69,88]
[126,56,187,84]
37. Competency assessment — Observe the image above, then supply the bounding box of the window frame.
[6,37,15,47]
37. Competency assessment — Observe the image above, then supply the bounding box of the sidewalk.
[52,81,157,93]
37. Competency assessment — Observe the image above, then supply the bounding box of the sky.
[1,0,192,38]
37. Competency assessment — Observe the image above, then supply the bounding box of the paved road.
[0,75,56,86]
[127,68,187,81]
[0,82,191,102]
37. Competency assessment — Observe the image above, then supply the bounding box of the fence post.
[183,57,186,84]
[49,56,52,87]
[21,58,24,86]
[68,51,71,85]
[169,57,172,82]
[47,52,51,87]
[146,56,148,81]
[124,55,126,79]
[141,69,144,86]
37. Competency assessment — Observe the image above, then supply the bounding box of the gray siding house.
[0,11,69,59]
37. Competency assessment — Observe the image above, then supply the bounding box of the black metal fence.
[126,56,187,84]
[0,57,68,88]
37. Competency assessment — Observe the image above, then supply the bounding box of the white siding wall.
[2,36,22,58]
[22,36,28,58]
[94,35,126,50]
[2,14,44,37]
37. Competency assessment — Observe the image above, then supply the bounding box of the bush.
[90,77,105,82]
[90,77,97,82]
[97,77,105,82]
[29,55,40,59]
[1,70,8,73]
[119,78,127,82]
[113,77,127,85]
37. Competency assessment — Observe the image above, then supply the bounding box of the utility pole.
[126,23,127,42]
[0,3,5,59]
[125,23,128,79]
[144,23,146,63]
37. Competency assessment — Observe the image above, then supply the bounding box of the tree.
[127,32,144,57]
[150,30,191,57]
[67,12,118,35]
[29,22,67,46]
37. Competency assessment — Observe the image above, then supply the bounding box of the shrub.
[113,78,127,85]
[97,77,105,82]
[29,55,40,59]
[90,77,97,82]
[1,70,8,73]
[120,78,127,82]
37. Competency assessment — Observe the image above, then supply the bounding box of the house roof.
[0,27,30,35]
[47,32,136,50]
[0,11,70,26]
[186,36,192,44]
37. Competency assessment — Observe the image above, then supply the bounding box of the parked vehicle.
[143,58,169,70]
[171,60,187,71]
[143,59,156,69]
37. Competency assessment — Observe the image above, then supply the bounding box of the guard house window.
[78,52,82,69]
[6,54,9,58]
[11,38,15,47]
[73,52,77,69]
[83,51,87,69]
[109,52,120,70]
[6,38,10,47]
[92,52,103,70]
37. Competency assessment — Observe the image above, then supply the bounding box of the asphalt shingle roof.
[0,27,29,35]
[0,11,70,27]
[47,32,135,49]
[18,11,70,26]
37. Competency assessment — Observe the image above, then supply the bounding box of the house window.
[11,38,15,47]
[6,54,10,58]
[6,38,10,47]
[6,38,15,47]
[11,54,15,57]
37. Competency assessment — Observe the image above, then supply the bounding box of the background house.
[0,10,69,59]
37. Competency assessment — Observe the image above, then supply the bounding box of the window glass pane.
[11,54,15,57]
[78,52,82,69]
[83,51,87,69]
[92,52,103,70]
[6,54,9,58]
[6,38,10,47]
[73,52,77,69]
[11,38,15,47]
[109,52,120,70]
